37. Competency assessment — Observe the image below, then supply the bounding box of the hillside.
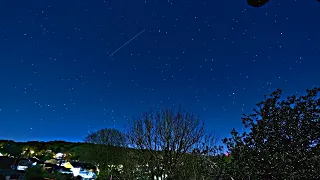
[0,140,130,165]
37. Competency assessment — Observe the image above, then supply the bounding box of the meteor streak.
[109,29,146,57]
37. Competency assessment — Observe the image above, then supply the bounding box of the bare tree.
[127,108,221,180]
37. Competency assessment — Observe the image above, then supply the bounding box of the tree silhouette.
[84,128,127,178]
[247,0,270,7]
[223,87,320,179]
[1,143,22,157]
[85,128,127,147]
[247,0,320,8]
[127,108,220,179]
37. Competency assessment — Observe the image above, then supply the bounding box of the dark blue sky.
[0,0,319,142]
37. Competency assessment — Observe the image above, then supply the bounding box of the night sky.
[0,0,319,142]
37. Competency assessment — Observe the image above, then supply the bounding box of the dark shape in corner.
[247,0,270,7]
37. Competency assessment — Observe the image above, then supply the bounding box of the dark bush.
[0,174,6,180]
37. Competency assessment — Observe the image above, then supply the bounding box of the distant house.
[54,152,65,159]
[62,162,74,169]
[16,159,36,171]
[59,161,97,179]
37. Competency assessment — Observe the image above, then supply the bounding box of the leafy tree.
[127,108,219,180]
[0,143,22,157]
[70,144,92,162]
[43,152,54,161]
[246,0,270,7]
[85,128,127,147]
[187,145,229,180]
[64,151,77,161]
[223,87,320,179]
[37,149,46,157]
[246,0,320,7]
[25,165,46,180]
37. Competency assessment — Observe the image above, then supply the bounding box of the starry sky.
[0,0,319,142]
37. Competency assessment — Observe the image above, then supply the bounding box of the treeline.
[1,87,320,179]
[0,140,128,165]
[246,0,320,7]
[82,87,320,179]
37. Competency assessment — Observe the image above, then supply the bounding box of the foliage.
[25,165,46,180]
[186,147,229,180]
[0,140,95,161]
[246,0,320,8]
[223,87,320,179]
[84,128,128,177]
[47,171,74,180]
[69,143,92,162]
[39,151,54,161]
[25,165,73,180]
[2,87,320,179]
[0,174,6,180]
[85,128,127,147]
[0,143,22,157]
[0,156,15,169]
[246,0,269,7]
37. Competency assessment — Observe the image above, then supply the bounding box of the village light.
[56,152,64,158]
